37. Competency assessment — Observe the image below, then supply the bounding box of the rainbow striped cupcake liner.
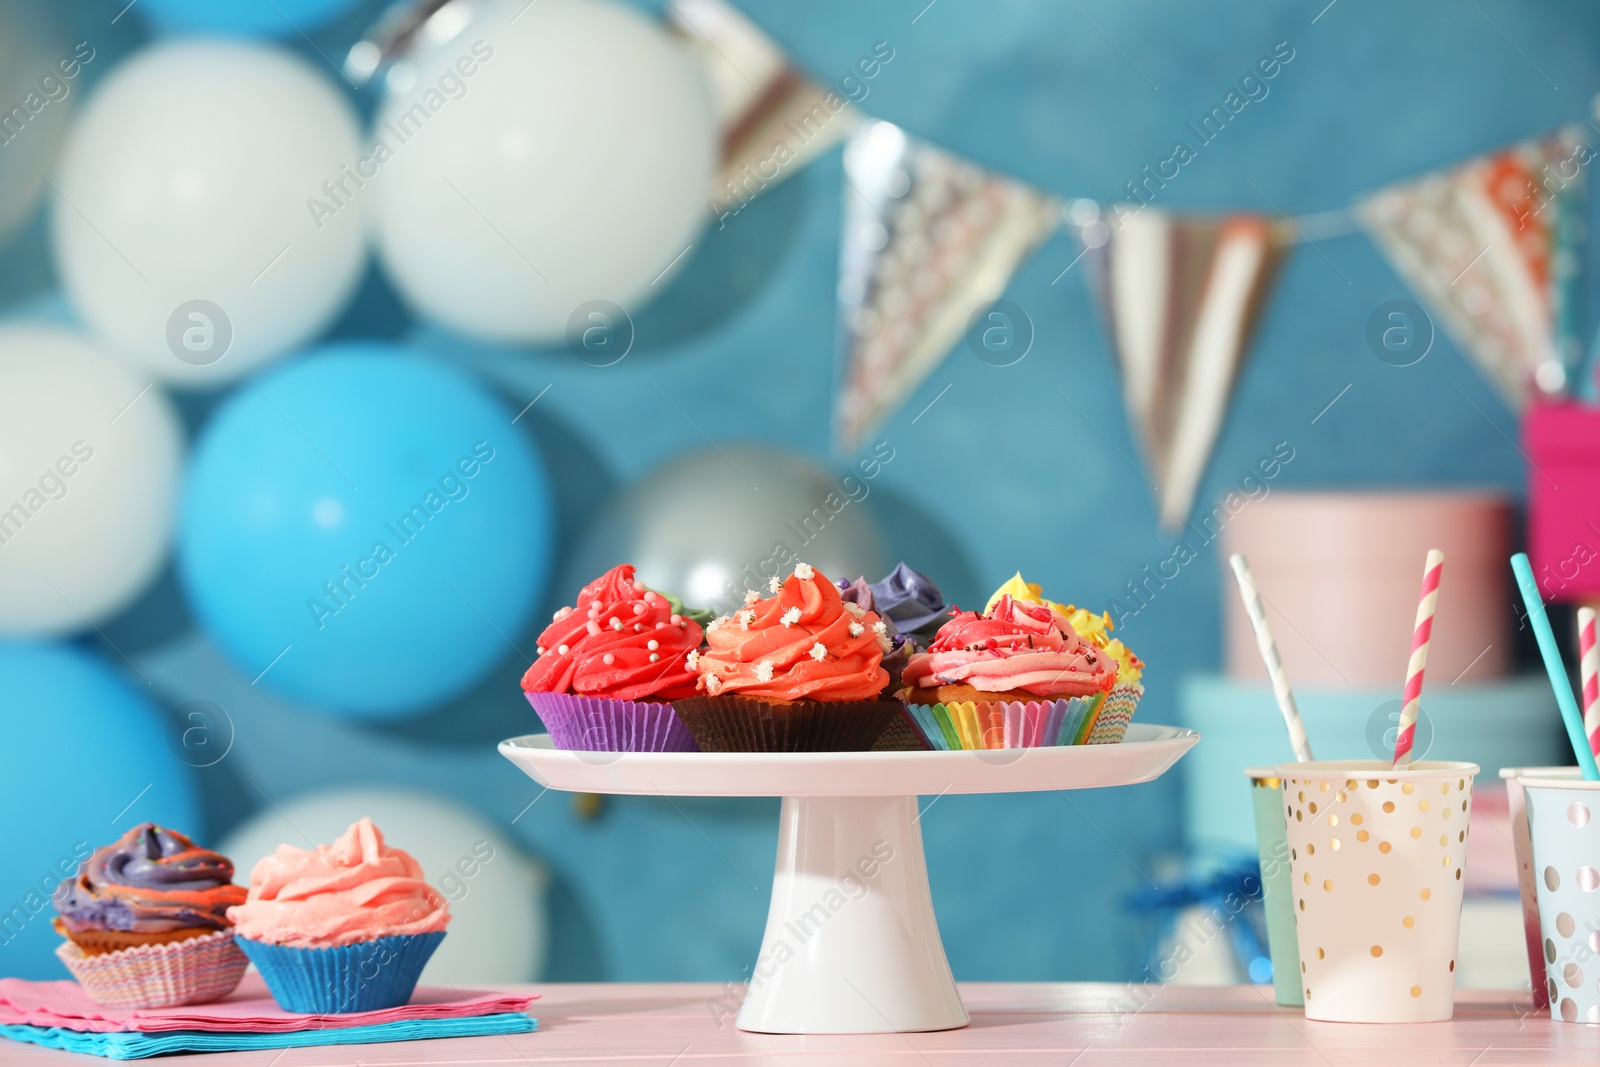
[55,929,248,1009]
[899,683,1141,751]
[237,931,445,1014]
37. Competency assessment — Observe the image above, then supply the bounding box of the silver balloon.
[567,446,890,617]
[0,1,75,247]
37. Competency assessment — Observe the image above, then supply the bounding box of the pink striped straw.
[1580,607,1598,758]
[1393,549,1444,768]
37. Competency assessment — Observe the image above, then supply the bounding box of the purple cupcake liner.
[525,692,699,752]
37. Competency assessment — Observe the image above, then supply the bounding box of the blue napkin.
[0,1011,536,1060]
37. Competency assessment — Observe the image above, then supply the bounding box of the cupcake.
[899,575,1124,750]
[674,561,901,751]
[52,823,250,1008]
[866,562,950,642]
[836,564,950,750]
[1056,603,1145,744]
[228,818,448,1013]
[521,563,703,752]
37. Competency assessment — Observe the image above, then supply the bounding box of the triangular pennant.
[667,0,859,217]
[1357,127,1588,408]
[834,121,1059,451]
[1078,206,1289,530]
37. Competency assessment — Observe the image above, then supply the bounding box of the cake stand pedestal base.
[736,795,968,1034]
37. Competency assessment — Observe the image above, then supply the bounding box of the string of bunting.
[672,0,1596,528]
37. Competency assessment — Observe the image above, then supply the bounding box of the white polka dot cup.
[1500,766,1581,1012]
[1519,777,1600,1024]
[1278,760,1478,1023]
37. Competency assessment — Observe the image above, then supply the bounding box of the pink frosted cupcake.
[228,818,449,1013]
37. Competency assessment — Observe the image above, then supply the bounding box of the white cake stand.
[499,723,1198,1035]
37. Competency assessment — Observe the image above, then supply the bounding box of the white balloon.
[219,787,549,985]
[371,0,717,343]
[0,326,182,636]
[0,4,76,247]
[52,41,367,387]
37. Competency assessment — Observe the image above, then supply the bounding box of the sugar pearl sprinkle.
[780,606,801,627]
[794,562,814,580]
[557,644,569,655]
[755,660,775,683]
[632,581,645,593]
[633,602,648,615]
[810,642,828,661]
[649,653,659,662]
[536,645,546,655]
[554,606,572,621]
[587,620,602,636]
[769,576,782,593]
[848,622,864,637]
[647,640,659,651]
[611,618,624,631]
[591,600,602,610]
[602,653,615,665]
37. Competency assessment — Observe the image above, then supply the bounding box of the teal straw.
[1511,553,1600,781]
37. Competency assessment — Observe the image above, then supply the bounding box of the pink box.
[1525,401,1600,602]
[1222,491,1511,687]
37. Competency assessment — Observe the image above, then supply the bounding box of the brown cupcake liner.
[673,695,901,752]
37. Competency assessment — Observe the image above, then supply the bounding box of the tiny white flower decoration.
[768,575,782,593]
[755,660,775,683]
[706,617,724,632]
[705,672,723,694]
[686,650,700,671]
[872,620,888,637]
[793,561,814,580]
[737,609,755,630]
[744,589,761,606]
[810,642,827,661]
[842,601,867,619]
[848,622,864,638]
[780,606,801,627]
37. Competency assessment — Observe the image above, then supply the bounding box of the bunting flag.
[667,0,859,215]
[1077,206,1290,530]
[1357,127,1589,408]
[834,120,1060,451]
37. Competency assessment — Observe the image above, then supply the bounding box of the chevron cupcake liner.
[55,929,248,1009]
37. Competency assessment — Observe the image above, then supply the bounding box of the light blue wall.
[4,0,1600,983]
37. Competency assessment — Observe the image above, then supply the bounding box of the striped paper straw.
[1581,607,1599,758]
[1511,553,1600,780]
[1393,549,1444,768]
[1228,554,1313,762]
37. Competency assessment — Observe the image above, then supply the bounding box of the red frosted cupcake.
[521,564,703,751]
[674,562,900,751]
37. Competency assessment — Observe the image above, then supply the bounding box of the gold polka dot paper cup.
[1520,777,1600,1024]
[1278,760,1479,1023]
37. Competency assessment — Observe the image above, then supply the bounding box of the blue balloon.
[138,0,362,37]
[179,345,553,717]
[0,643,199,980]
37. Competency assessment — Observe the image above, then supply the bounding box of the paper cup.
[1246,767,1300,1006]
[1278,760,1478,1022]
[1501,765,1582,1010]
[1519,777,1600,1023]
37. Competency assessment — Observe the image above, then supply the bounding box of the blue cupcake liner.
[236,932,444,1013]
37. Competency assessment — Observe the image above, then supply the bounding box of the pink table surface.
[3,982,1598,1065]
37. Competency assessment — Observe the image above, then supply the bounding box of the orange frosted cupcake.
[674,561,900,751]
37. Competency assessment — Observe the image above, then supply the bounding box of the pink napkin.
[0,975,536,1033]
